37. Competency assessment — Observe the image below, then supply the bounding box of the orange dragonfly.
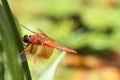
[20,25,77,60]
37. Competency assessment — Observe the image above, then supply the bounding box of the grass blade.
[0,0,31,80]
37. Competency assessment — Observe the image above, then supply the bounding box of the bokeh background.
[8,0,120,80]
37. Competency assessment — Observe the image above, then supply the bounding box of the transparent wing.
[21,25,55,42]
[38,28,55,42]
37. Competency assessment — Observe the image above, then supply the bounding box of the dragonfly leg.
[19,43,33,57]
[30,44,33,53]
[19,49,31,57]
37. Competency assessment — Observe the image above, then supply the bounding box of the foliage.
[0,0,31,80]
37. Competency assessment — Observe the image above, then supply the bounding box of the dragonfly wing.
[37,45,54,59]
[38,28,55,42]
[24,44,39,55]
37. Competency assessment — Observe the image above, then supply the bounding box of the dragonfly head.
[22,35,30,43]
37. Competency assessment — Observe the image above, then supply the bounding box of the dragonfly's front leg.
[19,43,31,55]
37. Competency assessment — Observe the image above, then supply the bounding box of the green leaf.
[0,0,31,80]
[0,40,4,80]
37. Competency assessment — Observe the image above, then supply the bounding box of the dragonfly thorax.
[28,35,44,45]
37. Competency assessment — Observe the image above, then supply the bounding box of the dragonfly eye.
[23,35,30,43]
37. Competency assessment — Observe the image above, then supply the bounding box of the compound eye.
[22,35,30,43]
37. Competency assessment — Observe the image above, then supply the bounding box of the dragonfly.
[20,25,77,60]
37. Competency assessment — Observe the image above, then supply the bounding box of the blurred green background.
[7,0,120,80]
